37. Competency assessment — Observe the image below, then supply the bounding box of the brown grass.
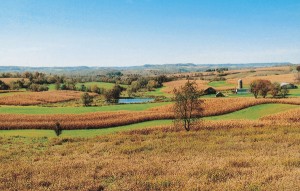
[0,123,299,190]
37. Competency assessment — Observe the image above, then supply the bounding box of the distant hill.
[0,62,293,75]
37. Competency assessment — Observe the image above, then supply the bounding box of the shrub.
[54,122,62,136]
[81,92,93,106]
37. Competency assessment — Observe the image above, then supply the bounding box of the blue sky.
[0,0,299,67]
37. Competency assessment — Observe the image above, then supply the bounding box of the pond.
[117,98,154,104]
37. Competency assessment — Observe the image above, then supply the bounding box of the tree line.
[250,79,290,98]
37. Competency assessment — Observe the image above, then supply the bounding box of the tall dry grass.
[0,123,299,190]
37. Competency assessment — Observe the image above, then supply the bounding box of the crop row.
[0,91,96,105]
[0,98,299,130]
[151,97,300,116]
[260,108,300,122]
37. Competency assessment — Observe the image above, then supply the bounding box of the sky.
[0,0,300,67]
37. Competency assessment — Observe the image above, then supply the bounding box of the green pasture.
[47,82,128,91]
[289,88,300,97]
[0,120,172,138]
[76,82,128,89]
[0,102,171,114]
[143,87,171,97]
[206,104,299,120]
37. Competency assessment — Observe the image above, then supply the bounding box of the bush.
[81,92,93,106]
[28,84,49,92]
[54,122,62,136]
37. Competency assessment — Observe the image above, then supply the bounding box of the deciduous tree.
[173,80,203,131]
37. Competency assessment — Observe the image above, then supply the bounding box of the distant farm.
[0,64,300,190]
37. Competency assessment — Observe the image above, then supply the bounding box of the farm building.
[280,83,297,89]
[236,88,249,94]
[204,87,217,95]
[216,92,225,97]
[235,79,249,94]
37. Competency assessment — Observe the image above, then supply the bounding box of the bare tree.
[173,80,203,131]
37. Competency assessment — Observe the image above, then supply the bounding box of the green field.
[206,103,299,120]
[0,120,172,138]
[47,82,128,91]
[143,87,171,97]
[289,88,300,97]
[0,102,171,114]
[76,82,128,89]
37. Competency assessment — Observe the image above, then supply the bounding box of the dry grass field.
[0,122,299,191]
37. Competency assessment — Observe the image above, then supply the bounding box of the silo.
[238,79,243,89]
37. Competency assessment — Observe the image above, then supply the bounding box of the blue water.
[118,98,154,104]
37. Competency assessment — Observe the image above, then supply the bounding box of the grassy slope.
[143,87,171,97]
[0,120,172,138]
[0,102,171,114]
[206,104,299,120]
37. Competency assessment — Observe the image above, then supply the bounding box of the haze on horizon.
[0,0,299,67]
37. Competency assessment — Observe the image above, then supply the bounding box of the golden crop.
[163,80,234,94]
[261,108,300,122]
[0,98,299,130]
[227,73,296,85]
[0,91,96,106]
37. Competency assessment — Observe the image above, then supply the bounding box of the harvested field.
[151,97,300,117]
[0,78,27,84]
[227,73,296,85]
[0,91,97,106]
[163,80,234,94]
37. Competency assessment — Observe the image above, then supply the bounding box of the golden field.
[0,122,299,190]
[0,91,96,106]
[226,73,296,85]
